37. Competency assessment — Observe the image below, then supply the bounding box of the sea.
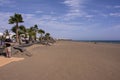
[74,40,120,44]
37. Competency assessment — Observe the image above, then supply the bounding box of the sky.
[0,0,120,40]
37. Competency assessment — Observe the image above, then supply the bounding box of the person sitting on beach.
[5,43,12,58]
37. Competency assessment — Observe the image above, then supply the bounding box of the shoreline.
[58,40,120,46]
[71,40,120,44]
[57,39,120,45]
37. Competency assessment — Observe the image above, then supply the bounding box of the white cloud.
[0,0,10,5]
[38,20,86,39]
[101,24,120,39]
[106,5,120,9]
[50,11,56,15]
[63,0,82,8]
[35,11,43,14]
[0,0,14,6]
[85,15,94,18]
[40,15,55,20]
[109,12,120,17]
[63,0,86,20]
[114,5,120,8]
[0,12,13,32]
[62,0,94,20]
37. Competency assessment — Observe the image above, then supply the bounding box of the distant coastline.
[57,39,73,41]
[57,39,120,44]
[73,40,120,44]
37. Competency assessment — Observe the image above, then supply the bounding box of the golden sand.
[0,57,24,67]
[0,41,120,80]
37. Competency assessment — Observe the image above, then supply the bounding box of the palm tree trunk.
[16,22,19,43]
[35,33,36,41]
[40,33,42,42]
[18,35,20,44]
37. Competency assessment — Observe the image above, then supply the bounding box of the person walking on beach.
[5,43,12,58]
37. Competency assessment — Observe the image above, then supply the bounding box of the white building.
[0,32,15,39]
[0,32,3,36]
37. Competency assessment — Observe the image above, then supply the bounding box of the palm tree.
[9,13,24,43]
[38,29,45,42]
[45,33,51,45]
[45,33,50,40]
[19,25,27,38]
[19,25,27,44]
[11,26,16,33]
[33,24,38,41]
[45,33,50,37]
[11,25,26,44]
[26,27,36,42]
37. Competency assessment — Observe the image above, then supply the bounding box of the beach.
[0,41,120,80]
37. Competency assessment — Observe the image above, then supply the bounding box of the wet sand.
[0,41,120,80]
